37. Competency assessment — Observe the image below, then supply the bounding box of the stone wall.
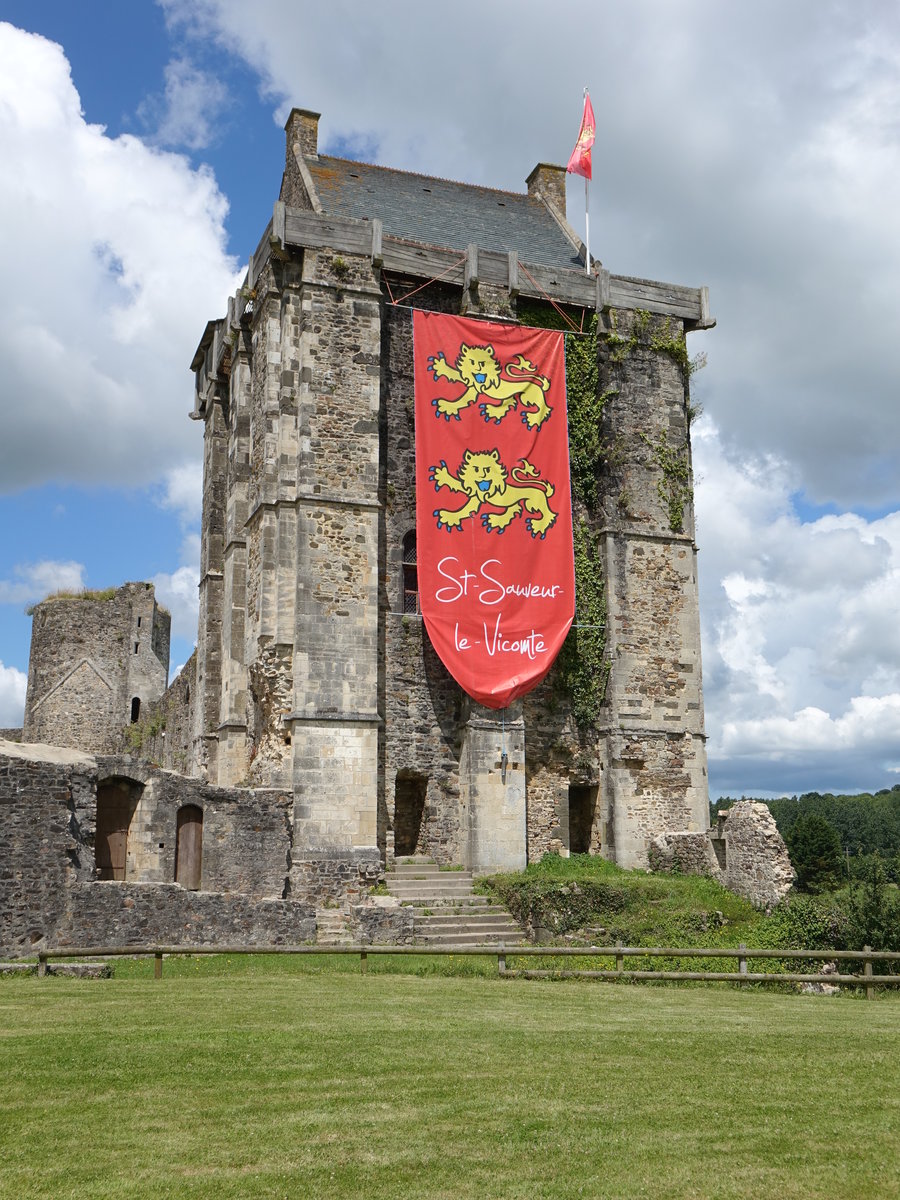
[23,583,170,754]
[126,652,196,774]
[0,740,317,956]
[716,801,795,908]
[648,801,795,909]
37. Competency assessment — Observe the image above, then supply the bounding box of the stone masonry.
[5,105,763,953]
[23,583,170,753]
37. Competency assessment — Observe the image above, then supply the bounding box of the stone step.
[404,898,496,911]
[415,931,523,947]
[387,869,474,883]
[412,911,519,927]
[388,883,480,892]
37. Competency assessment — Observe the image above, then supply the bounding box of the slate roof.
[305,156,584,271]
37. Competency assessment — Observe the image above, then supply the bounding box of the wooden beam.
[507,251,519,298]
[371,218,383,267]
[464,243,479,291]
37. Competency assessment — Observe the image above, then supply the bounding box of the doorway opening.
[394,772,427,857]
[568,784,598,854]
[95,780,141,880]
[175,805,203,891]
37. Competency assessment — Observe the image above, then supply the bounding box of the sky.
[0,1,898,800]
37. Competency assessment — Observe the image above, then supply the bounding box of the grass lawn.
[2,967,898,1199]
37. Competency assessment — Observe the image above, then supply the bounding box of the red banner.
[413,311,575,709]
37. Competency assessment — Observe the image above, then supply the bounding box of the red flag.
[413,311,575,710]
[566,92,595,180]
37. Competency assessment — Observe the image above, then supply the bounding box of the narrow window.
[402,531,419,614]
[134,642,139,654]
[136,616,141,628]
[130,697,141,723]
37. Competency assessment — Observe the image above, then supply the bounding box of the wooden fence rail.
[35,943,900,998]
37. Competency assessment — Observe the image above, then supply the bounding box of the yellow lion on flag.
[428,343,552,429]
[430,449,557,539]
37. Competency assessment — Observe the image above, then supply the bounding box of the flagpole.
[584,174,590,276]
[583,87,590,275]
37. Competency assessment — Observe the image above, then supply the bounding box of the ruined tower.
[22,582,170,753]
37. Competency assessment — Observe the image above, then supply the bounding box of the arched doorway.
[175,805,203,890]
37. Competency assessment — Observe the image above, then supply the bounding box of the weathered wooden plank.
[508,250,519,297]
[272,200,285,247]
[464,243,478,290]
[370,217,383,266]
[381,241,467,284]
[284,209,371,256]
[277,206,708,320]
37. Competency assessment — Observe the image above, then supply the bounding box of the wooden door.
[96,784,134,880]
[175,805,203,891]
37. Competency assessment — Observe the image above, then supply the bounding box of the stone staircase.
[384,857,523,947]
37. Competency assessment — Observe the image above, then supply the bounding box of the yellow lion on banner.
[428,343,552,429]
[430,450,557,539]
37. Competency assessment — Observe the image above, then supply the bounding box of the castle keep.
[2,108,722,952]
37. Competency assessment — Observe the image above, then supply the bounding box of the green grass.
[2,969,898,1199]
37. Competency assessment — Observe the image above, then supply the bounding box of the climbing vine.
[514,300,611,728]
[515,301,615,511]
[640,430,692,534]
[558,521,609,727]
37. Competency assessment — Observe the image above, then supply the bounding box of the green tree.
[847,854,900,952]
[787,813,843,893]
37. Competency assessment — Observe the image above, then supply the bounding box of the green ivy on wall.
[639,430,692,534]
[516,300,610,728]
[559,520,609,726]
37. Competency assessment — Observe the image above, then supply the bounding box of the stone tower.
[186,107,714,878]
[23,582,170,753]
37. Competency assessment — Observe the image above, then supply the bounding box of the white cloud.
[156,460,203,527]
[0,23,242,494]
[160,0,900,511]
[0,662,27,728]
[139,56,229,150]
[152,533,200,645]
[0,561,86,606]
[694,418,900,794]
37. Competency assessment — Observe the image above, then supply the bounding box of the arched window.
[175,805,203,891]
[130,696,141,723]
[402,530,419,614]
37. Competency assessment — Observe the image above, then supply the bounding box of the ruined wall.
[127,652,196,774]
[648,801,795,909]
[23,583,170,754]
[0,740,314,956]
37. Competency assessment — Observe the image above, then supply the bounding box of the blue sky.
[1,1,899,799]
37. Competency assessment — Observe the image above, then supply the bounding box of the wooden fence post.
[738,943,748,988]
[864,946,874,1001]
[360,951,368,975]
[154,952,163,980]
[37,954,47,978]
[498,946,506,976]
[616,942,624,975]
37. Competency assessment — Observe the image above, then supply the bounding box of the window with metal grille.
[402,531,419,614]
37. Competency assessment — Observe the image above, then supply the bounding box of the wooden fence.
[35,943,900,998]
